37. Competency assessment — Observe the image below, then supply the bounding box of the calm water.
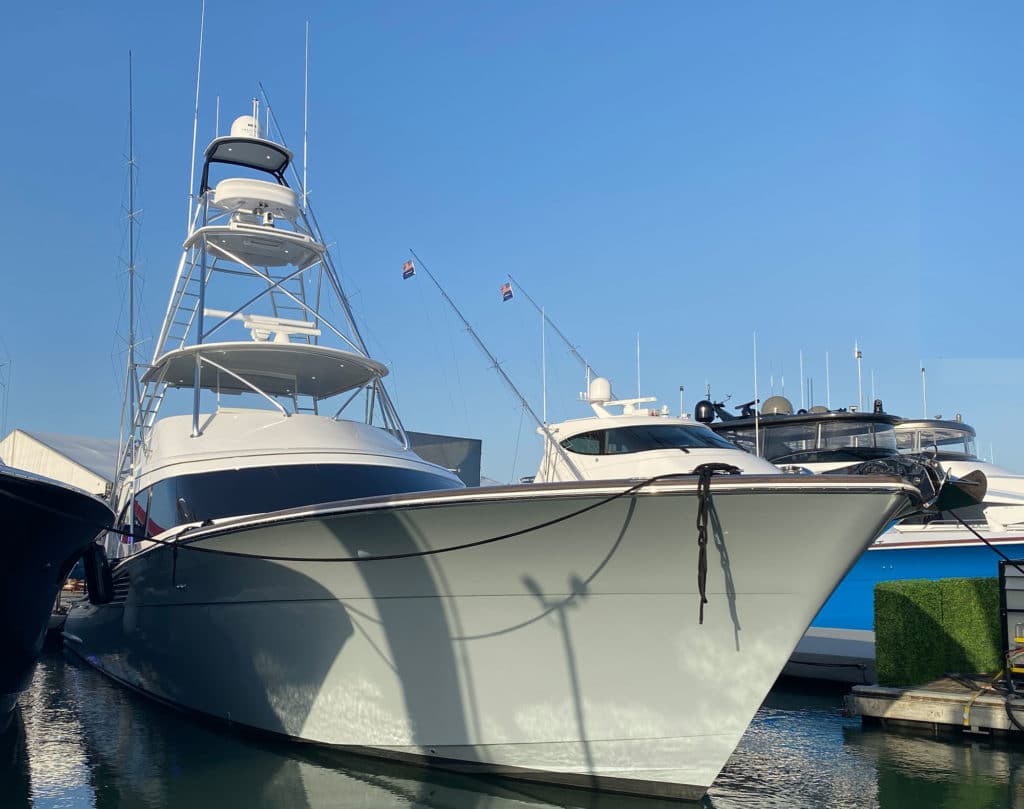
[5,649,1024,809]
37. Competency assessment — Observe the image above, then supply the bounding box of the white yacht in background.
[65,101,934,801]
[533,377,780,483]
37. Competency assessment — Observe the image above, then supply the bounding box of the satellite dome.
[761,395,794,416]
[588,377,612,404]
[230,114,263,140]
[809,405,829,414]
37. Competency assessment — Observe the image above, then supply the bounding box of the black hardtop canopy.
[200,135,293,193]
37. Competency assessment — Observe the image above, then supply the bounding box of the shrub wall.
[874,577,1001,686]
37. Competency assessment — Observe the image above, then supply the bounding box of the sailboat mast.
[410,251,582,480]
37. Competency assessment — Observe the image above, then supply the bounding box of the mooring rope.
[949,510,1024,578]
[693,463,741,624]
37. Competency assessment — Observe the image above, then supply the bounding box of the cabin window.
[561,425,737,456]
[897,427,976,458]
[131,463,463,536]
[562,432,604,455]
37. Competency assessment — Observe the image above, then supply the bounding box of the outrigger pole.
[507,274,601,391]
[409,251,583,481]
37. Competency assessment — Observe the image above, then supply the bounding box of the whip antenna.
[185,0,206,230]
[303,20,310,210]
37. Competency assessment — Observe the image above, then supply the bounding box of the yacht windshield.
[561,424,737,456]
[715,419,898,464]
[897,426,977,458]
[131,463,463,537]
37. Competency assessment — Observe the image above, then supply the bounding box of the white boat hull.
[65,476,915,800]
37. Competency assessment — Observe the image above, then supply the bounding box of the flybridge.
[116,100,407,497]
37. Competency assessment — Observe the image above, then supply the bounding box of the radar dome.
[808,405,829,414]
[588,377,612,404]
[230,114,263,140]
[694,400,715,424]
[761,395,793,416]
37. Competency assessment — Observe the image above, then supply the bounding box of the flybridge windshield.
[561,424,737,456]
[715,419,898,464]
[896,426,977,458]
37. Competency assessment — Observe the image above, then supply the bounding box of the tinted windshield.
[715,419,898,464]
[561,424,737,456]
[131,463,463,537]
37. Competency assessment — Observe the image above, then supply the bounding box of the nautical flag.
[500,282,513,302]
[402,260,415,279]
[854,341,862,360]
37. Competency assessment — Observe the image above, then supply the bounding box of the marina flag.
[402,259,415,279]
[500,282,513,302]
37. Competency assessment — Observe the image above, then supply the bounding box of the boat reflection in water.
[21,650,680,809]
[0,707,30,809]
[11,653,1024,809]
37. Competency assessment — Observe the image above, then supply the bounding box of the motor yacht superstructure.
[533,377,780,483]
[698,396,1020,682]
[66,103,934,800]
[703,396,903,475]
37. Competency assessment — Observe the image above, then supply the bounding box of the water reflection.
[13,651,684,809]
[711,682,1024,808]
[11,655,1024,808]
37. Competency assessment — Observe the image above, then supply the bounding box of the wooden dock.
[846,676,1024,738]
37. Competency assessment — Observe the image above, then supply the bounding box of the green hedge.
[875,577,1002,686]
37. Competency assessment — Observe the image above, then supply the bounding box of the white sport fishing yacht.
[66,101,931,801]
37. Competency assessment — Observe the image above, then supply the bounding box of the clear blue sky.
[1,2,1021,483]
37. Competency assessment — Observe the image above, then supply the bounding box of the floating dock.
[845,676,1024,737]
[784,627,876,685]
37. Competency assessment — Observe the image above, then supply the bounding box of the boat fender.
[83,543,114,605]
